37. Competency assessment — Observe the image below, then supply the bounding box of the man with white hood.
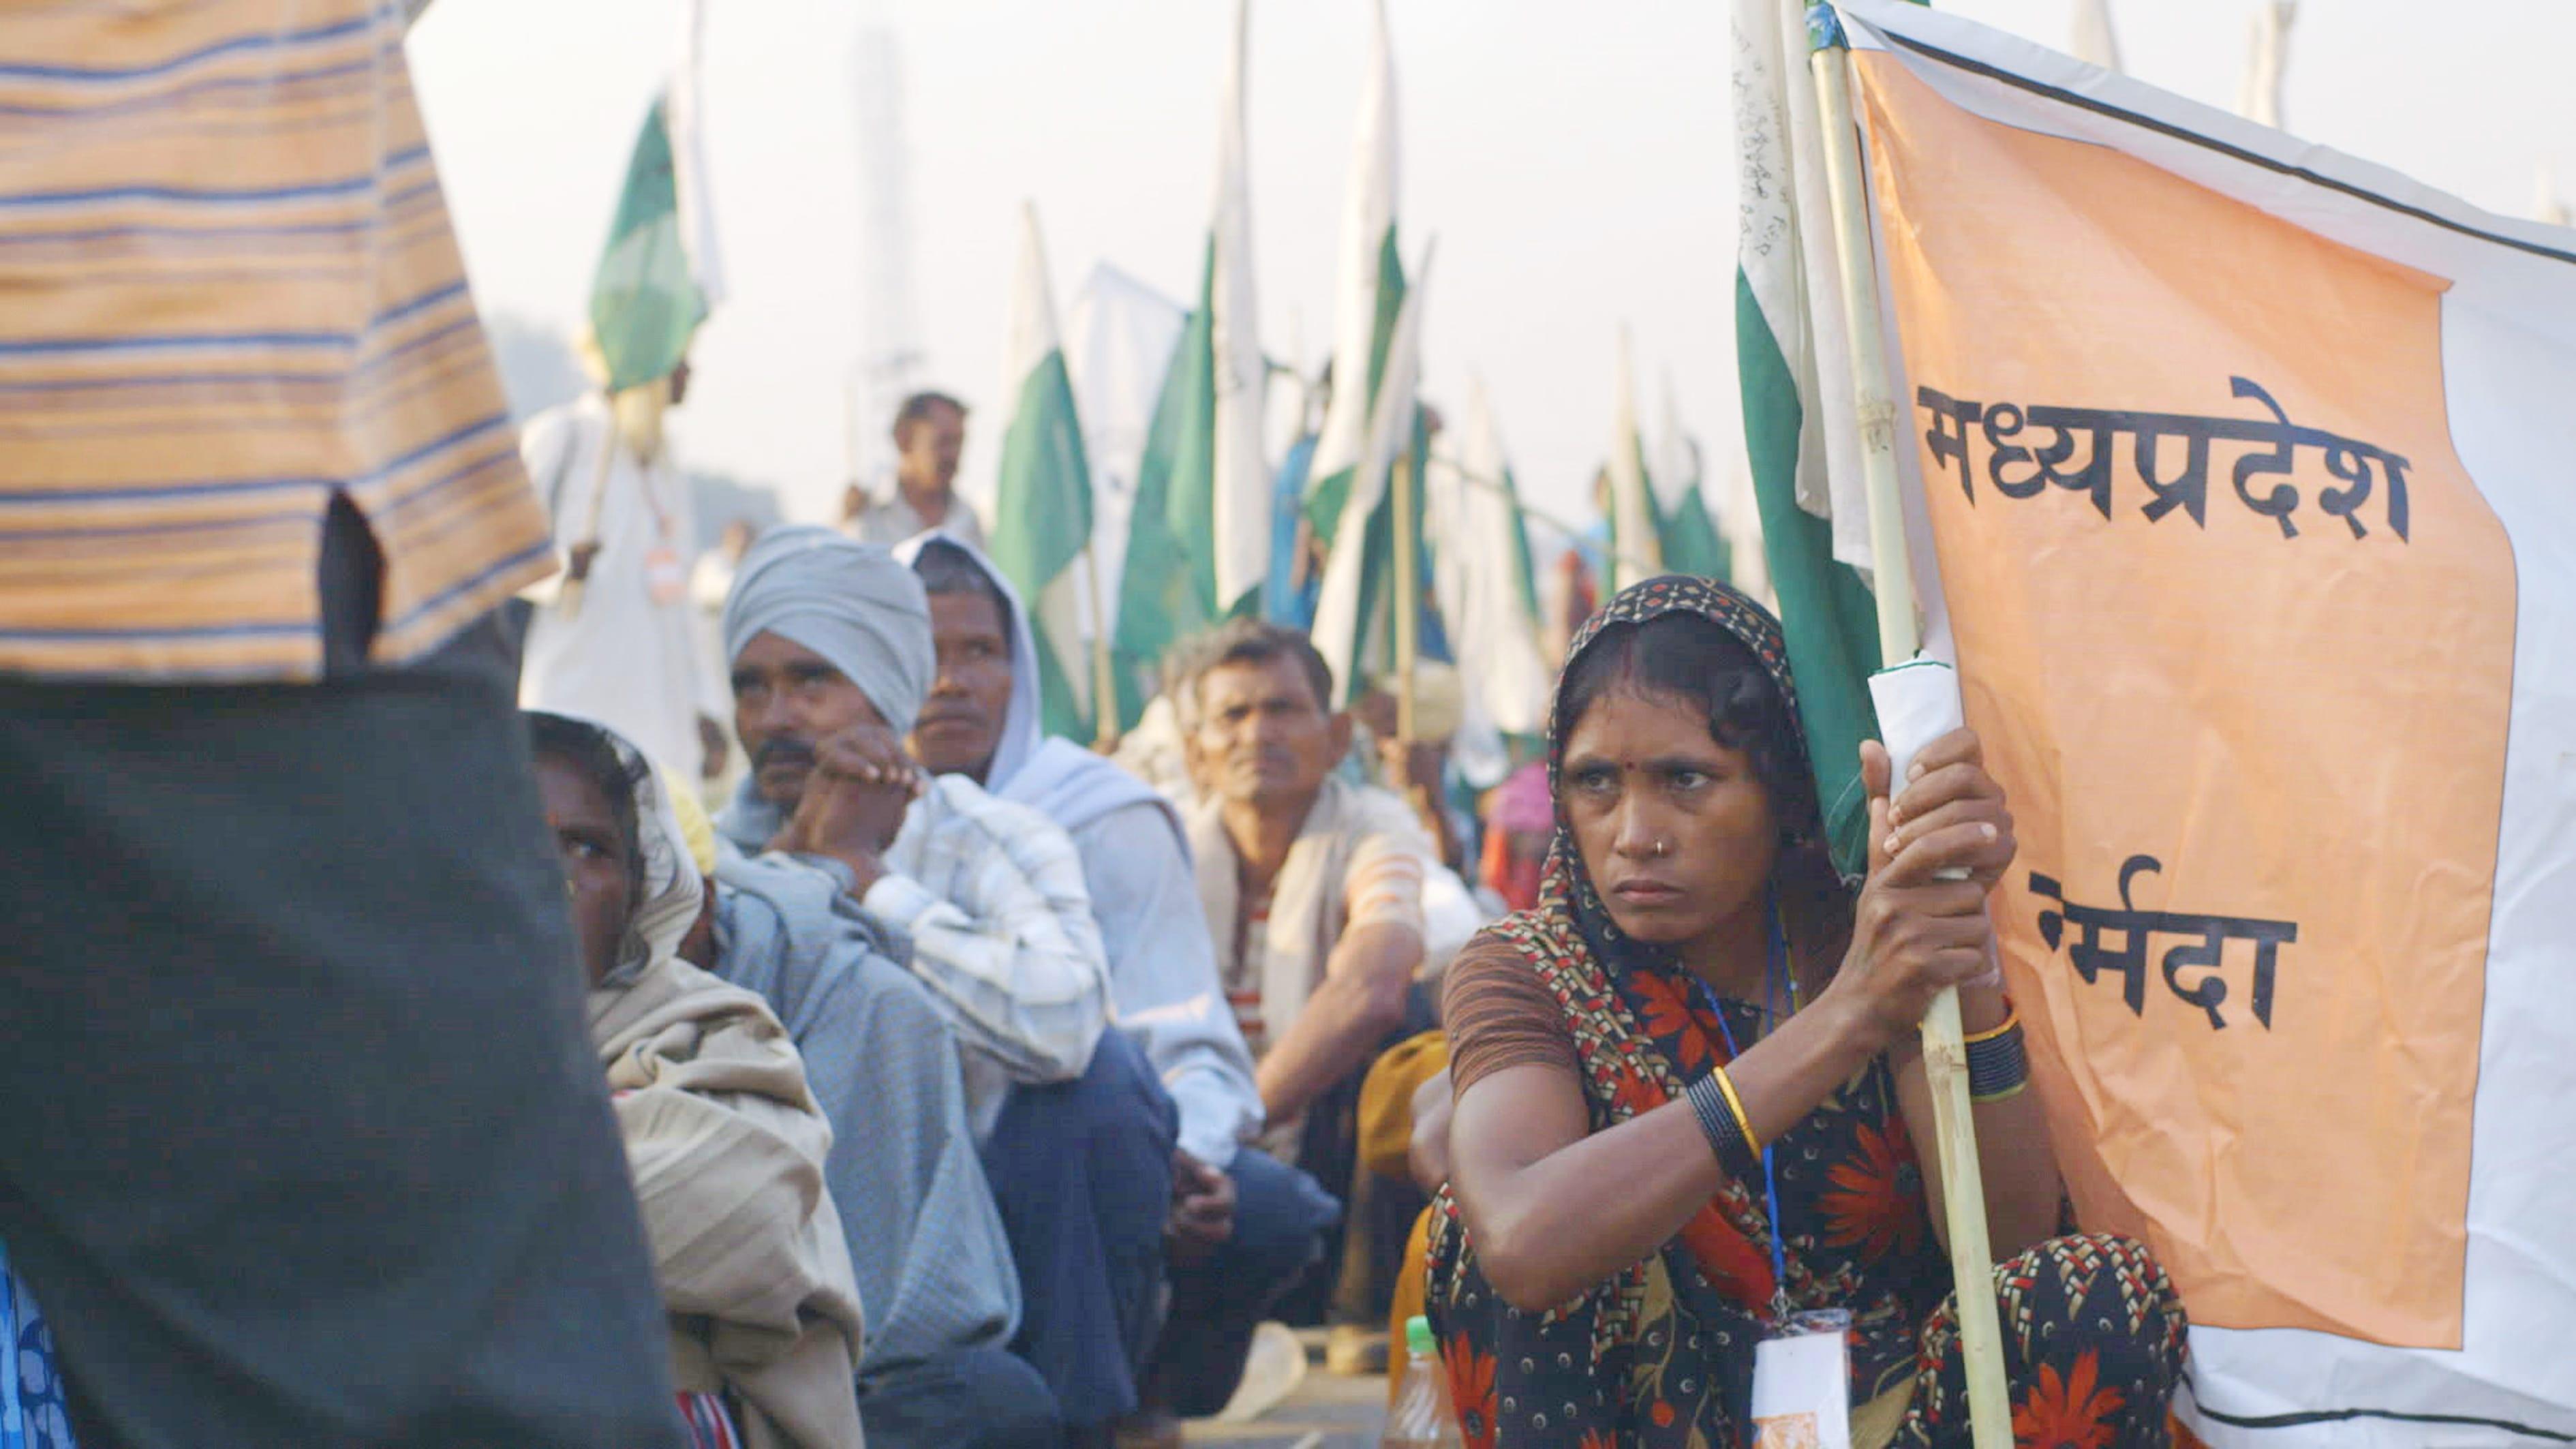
[899,535,1338,1424]
[714,527,1178,1448]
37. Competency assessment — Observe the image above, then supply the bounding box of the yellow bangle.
[1708,1066,1762,1155]
[1963,998,2021,1045]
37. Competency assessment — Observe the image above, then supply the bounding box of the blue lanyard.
[1694,896,1796,1316]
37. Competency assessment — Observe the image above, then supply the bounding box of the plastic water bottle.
[1381,1315,1464,1449]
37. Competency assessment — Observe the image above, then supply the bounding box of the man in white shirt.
[899,536,1338,1423]
[712,526,1175,1446]
[519,359,730,779]
[848,391,985,547]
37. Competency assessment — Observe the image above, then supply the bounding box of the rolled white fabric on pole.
[1870,657,2002,989]
[1867,656,1960,786]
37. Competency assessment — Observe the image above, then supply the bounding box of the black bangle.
[1685,1070,1764,1183]
[1966,1019,2030,1103]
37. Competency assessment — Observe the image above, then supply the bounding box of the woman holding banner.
[1424,577,2186,1448]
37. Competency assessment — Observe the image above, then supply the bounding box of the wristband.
[1686,1069,1764,1183]
[1965,1003,2030,1103]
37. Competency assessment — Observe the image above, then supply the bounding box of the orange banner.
[1856,52,2513,1347]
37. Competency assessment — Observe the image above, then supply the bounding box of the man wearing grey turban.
[716,526,1179,1448]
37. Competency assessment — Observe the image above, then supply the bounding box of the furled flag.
[1730,0,1886,873]
[1652,369,1732,584]
[1114,0,1268,725]
[1426,377,1551,738]
[669,0,726,311]
[1303,0,1405,547]
[1310,245,1432,710]
[987,204,1098,741]
[590,97,706,394]
[2070,0,2124,74]
[1832,3,2576,1439]
[1604,329,1663,592]
[2236,0,2295,129]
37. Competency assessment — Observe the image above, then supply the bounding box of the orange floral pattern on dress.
[1443,1333,1498,1449]
[1820,1115,1929,1262]
[1627,970,1711,1069]
[2012,1349,2125,1449]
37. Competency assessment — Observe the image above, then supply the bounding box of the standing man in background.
[520,356,732,780]
[850,391,985,547]
[0,3,684,1444]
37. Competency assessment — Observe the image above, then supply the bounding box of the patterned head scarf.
[1540,573,1822,975]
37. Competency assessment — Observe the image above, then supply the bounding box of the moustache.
[753,737,816,772]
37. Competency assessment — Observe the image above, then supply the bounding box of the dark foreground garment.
[0,514,682,1448]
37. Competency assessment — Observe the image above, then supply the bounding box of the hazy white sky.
[408,0,2576,528]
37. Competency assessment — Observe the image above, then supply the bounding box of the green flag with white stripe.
[1111,0,1268,729]
[590,96,705,393]
[1311,247,1432,710]
[988,205,1098,742]
[1732,0,1885,874]
[1304,0,1404,549]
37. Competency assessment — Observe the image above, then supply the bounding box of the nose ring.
[1652,838,1671,858]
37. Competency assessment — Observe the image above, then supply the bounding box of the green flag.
[1659,483,1733,584]
[1108,0,1267,730]
[1606,329,1664,592]
[1732,0,1882,875]
[1304,0,1403,549]
[590,97,705,394]
[1114,270,1215,729]
[1652,372,1732,584]
[1312,249,1432,709]
[988,206,1099,741]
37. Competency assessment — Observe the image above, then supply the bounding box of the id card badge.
[644,544,688,605]
[1749,1309,1852,1449]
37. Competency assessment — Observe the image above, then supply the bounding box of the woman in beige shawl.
[527,711,868,1449]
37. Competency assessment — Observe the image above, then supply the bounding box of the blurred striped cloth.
[0,0,553,681]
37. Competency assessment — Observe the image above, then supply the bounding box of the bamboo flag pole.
[1084,540,1120,753]
[1391,448,1420,744]
[1807,20,2014,1449]
[556,389,624,621]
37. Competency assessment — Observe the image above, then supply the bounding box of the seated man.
[527,712,866,1449]
[1178,621,1440,1351]
[714,526,1177,1445]
[898,537,1338,1422]
[701,840,1054,1449]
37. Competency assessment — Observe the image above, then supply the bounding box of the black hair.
[524,712,650,907]
[1192,617,1337,716]
[893,391,968,441]
[910,539,1015,660]
[1558,612,1849,930]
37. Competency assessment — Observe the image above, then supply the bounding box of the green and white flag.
[1311,245,1431,710]
[1304,0,1404,546]
[1426,376,1551,737]
[670,0,727,309]
[1112,0,1267,728]
[1653,371,1732,583]
[988,204,1099,742]
[1605,328,1663,592]
[1203,0,1268,620]
[591,97,707,393]
[1732,0,1884,874]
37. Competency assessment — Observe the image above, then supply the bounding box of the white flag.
[1208,0,1268,614]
